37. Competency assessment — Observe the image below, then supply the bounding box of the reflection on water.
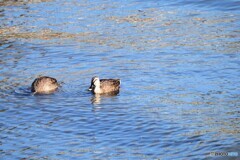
[91,91,120,105]
[0,0,239,159]
[91,94,101,105]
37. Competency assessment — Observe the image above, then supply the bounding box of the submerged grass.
[0,0,52,6]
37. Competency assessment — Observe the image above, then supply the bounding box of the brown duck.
[88,76,120,94]
[31,76,59,94]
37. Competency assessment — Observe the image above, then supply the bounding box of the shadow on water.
[14,86,32,96]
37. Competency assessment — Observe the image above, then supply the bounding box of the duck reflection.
[90,91,119,105]
[91,94,101,105]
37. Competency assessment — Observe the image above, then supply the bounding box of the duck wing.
[100,79,120,87]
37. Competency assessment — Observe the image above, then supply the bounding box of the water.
[0,0,239,159]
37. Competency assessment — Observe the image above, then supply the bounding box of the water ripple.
[0,0,239,159]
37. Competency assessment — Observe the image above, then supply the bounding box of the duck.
[31,76,59,94]
[88,76,120,94]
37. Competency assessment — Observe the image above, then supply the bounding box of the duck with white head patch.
[88,76,120,94]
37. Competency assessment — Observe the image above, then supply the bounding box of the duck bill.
[88,84,93,91]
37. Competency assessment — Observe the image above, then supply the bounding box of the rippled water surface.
[0,0,239,159]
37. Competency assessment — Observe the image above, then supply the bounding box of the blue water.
[0,0,239,159]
